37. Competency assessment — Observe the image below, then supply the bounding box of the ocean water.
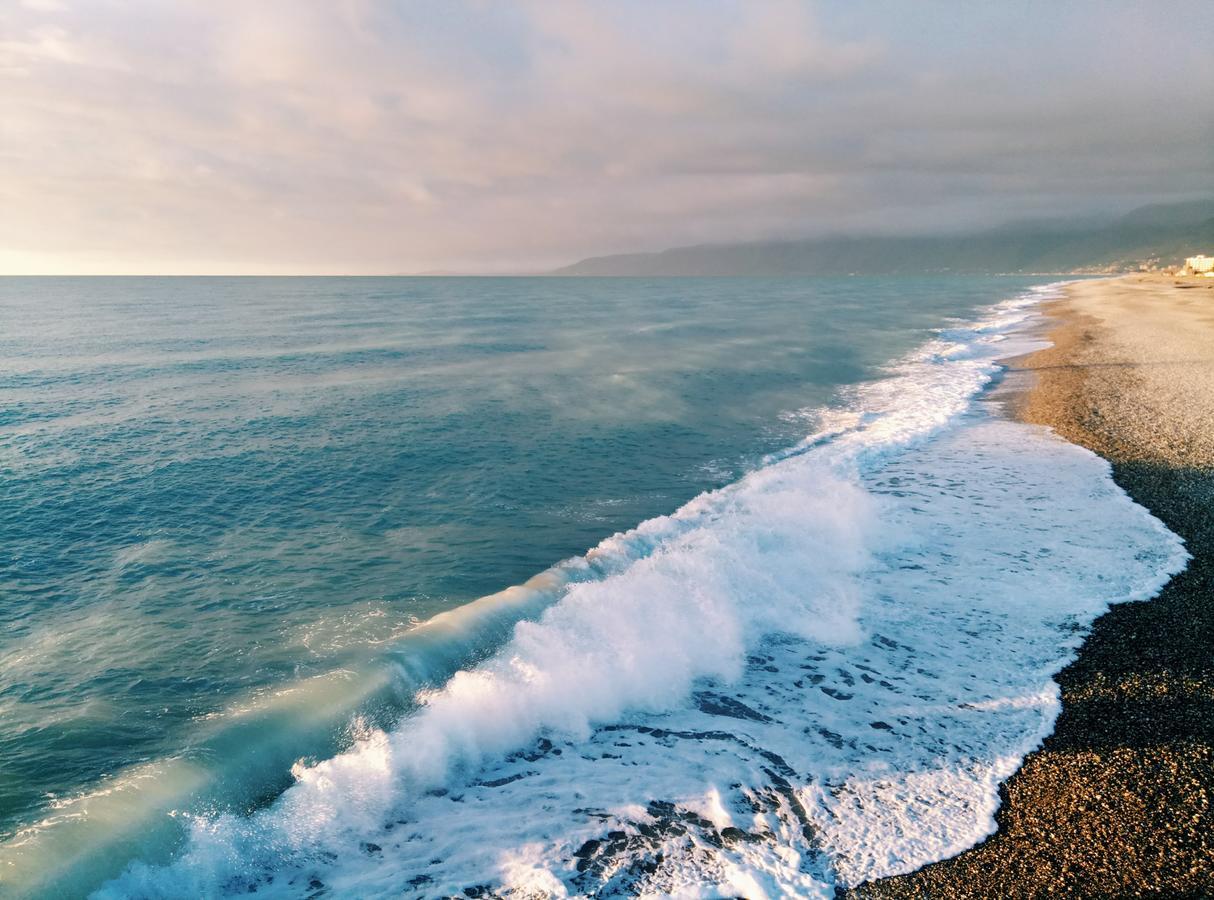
[0,277,1186,898]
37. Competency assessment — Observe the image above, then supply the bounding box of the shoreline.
[851,274,1214,898]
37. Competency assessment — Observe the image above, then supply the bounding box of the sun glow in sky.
[2,1,1211,274]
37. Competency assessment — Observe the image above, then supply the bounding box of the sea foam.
[96,284,1187,899]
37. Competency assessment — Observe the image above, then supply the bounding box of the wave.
[6,283,1189,898]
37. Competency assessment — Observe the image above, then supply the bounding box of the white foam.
[94,282,1188,899]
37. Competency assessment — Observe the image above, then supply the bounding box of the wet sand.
[851,274,1214,899]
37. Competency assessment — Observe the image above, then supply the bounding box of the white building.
[1183,254,1214,275]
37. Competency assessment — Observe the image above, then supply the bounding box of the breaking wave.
[59,284,1189,897]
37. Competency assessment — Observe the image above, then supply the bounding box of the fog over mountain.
[553,200,1214,276]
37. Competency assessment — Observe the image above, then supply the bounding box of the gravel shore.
[850,274,1214,899]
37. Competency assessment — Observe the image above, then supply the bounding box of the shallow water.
[0,276,1184,897]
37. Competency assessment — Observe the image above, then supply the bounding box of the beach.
[7,276,1205,897]
[853,274,1214,898]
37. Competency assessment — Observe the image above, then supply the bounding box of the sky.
[2,1,1212,274]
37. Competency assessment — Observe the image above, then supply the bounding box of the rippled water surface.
[0,275,1050,842]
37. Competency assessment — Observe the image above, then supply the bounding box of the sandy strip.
[851,274,1214,898]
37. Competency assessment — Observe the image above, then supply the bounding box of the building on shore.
[1182,254,1214,276]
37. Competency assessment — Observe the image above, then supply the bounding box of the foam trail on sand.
[94,284,1187,899]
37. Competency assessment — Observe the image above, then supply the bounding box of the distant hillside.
[552,200,1214,276]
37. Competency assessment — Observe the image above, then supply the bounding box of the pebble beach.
[853,274,1214,898]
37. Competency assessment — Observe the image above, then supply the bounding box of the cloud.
[0,0,1210,273]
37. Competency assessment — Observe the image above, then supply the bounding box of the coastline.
[852,274,1214,898]
[17,275,1209,897]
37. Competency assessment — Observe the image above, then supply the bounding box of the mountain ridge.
[552,200,1214,276]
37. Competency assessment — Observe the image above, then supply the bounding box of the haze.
[2,1,1211,274]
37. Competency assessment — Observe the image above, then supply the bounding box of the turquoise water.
[0,275,1062,890]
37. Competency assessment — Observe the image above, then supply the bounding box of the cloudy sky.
[2,1,1211,274]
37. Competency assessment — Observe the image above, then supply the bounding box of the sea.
[0,276,1186,898]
